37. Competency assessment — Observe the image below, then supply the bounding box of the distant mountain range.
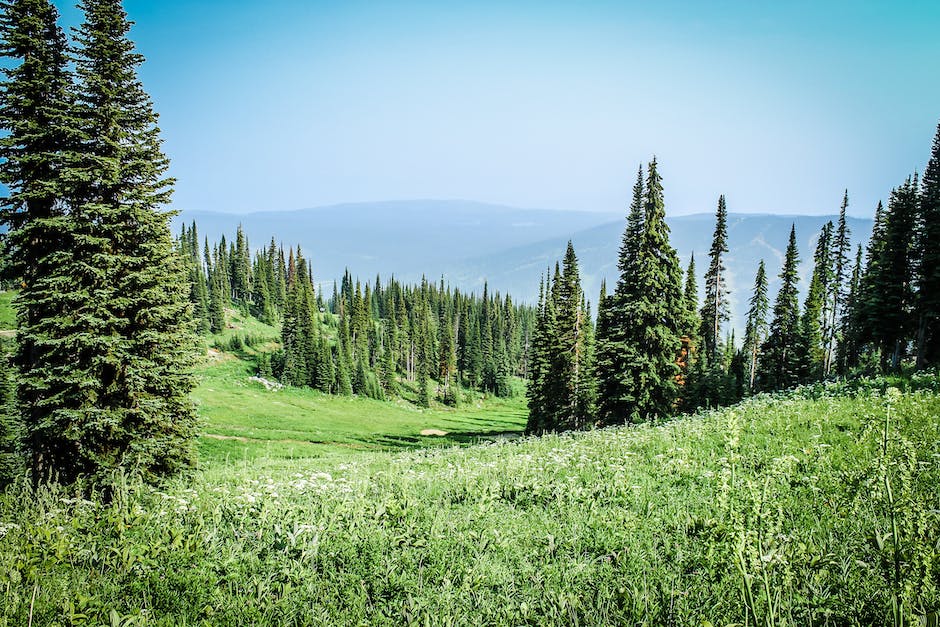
[175,200,873,334]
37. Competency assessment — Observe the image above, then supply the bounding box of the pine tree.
[699,195,730,364]
[415,295,431,408]
[799,263,826,381]
[595,166,644,423]
[862,178,919,371]
[799,223,834,380]
[540,241,593,431]
[0,0,77,483]
[759,226,802,391]
[682,254,700,342]
[916,123,940,368]
[20,0,201,483]
[825,192,852,374]
[526,274,554,433]
[184,223,211,334]
[596,160,684,424]
[837,245,864,373]
[743,260,768,391]
[207,261,225,333]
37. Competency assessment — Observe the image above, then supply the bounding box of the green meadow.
[1,302,939,625]
[1,372,939,625]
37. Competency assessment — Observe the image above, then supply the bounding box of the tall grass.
[0,382,938,625]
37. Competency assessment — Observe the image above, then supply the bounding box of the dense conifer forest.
[527,125,940,432]
[178,223,536,408]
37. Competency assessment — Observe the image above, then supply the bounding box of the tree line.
[528,123,940,432]
[179,224,536,408]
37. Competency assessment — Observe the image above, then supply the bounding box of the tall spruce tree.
[837,245,864,373]
[699,195,730,365]
[677,254,699,401]
[825,193,851,374]
[595,166,644,423]
[526,274,554,433]
[14,0,200,483]
[862,177,918,371]
[916,123,940,368]
[743,260,768,391]
[0,0,76,482]
[798,222,834,380]
[759,226,802,391]
[544,242,593,431]
[596,160,684,424]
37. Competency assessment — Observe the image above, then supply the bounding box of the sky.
[53,0,940,217]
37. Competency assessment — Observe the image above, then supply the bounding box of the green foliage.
[526,242,595,433]
[858,178,919,371]
[699,194,730,364]
[917,124,940,368]
[1,380,939,624]
[596,160,684,425]
[0,0,199,484]
[759,225,802,391]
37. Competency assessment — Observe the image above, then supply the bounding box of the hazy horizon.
[51,1,940,219]
[180,197,878,219]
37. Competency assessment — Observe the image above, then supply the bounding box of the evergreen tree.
[759,226,802,391]
[0,0,76,483]
[526,274,554,433]
[682,254,700,343]
[798,222,834,380]
[699,195,730,364]
[540,242,594,430]
[207,261,225,333]
[916,123,940,368]
[743,260,768,391]
[837,245,864,373]
[862,178,919,371]
[596,160,684,424]
[18,0,201,483]
[415,295,431,408]
[825,192,852,374]
[594,166,643,423]
[184,224,211,334]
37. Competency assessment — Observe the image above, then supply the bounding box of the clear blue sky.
[54,0,940,217]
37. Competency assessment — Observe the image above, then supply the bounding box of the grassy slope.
[1,380,939,625]
[195,308,528,461]
[195,356,527,460]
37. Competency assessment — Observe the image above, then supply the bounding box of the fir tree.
[0,0,76,483]
[699,195,730,364]
[22,0,201,483]
[743,260,768,391]
[825,192,852,374]
[837,245,864,373]
[759,226,802,391]
[916,123,940,368]
[542,242,593,430]
[799,222,834,379]
[526,274,554,433]
[596,160,684,424]
[595,166,644,424]
[862,178,918,371]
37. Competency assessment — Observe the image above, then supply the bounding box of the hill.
[176,201,873,332]
[1,371,938,625]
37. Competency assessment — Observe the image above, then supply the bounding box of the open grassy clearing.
[194,356,528,461]
[194,307,528,461]
[1,377,938,625]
